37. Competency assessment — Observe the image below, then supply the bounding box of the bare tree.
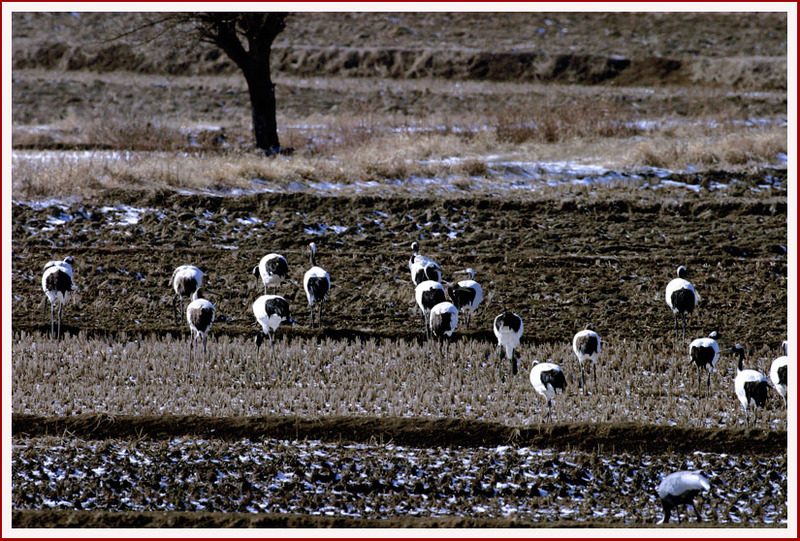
[121,12,288,153]
[186,13,287,154]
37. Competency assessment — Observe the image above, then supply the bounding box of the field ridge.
[12,41,788,91]
[12,509,739,529]
[13,414,787,455]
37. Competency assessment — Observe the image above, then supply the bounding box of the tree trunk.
[243,61,280,153]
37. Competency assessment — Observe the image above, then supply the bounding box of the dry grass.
[10,63,788,200]
[11,117,786,200]
[12,330,787,430]
[626,124,787,171]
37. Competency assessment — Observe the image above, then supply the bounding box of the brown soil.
[11,187,788,348]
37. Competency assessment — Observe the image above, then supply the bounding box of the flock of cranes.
[38,246,789,524]
[41,247,789,430]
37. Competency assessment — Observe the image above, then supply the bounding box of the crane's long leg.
[692,502,703,522]
[661,503,672,524]
[50,301,55,339]
[57,302,63,340]
[681,313,688,343]
[673,313,679,342]
[173,295,182,326]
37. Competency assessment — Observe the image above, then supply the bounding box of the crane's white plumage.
[529,361,567,422]
[415,280,446,339]
[770,340,788,408]
[447,268,483,330]
[409,241,442,286]
[170,265,204,325]
[494,311,523,375]
[656,470,711,524]
[665,266,700,342]
[186,291,215,357]
[689,331,720,395]
[253,253,289,294]
[572,327,600,390]
[253,294,292,349]
[429,301,458,353]
[303,242,330,329]
[41,256,74,339]
[44,256,74,278]
[732,344,770,427]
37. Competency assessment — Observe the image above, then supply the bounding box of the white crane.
[529,360,567,422]
[415,280,446,339]
[253,253,289,295]
[731,344,770,428]
[303,242,330,329]
[656,470,711,524]
[409,241,442,286]
[688,331,721,396]
[446,268,483,330]
[665,265,701,343]
[253,294,293,350]
[429,301,458,354]
[572,326,600,391]
[186,290,215,358]
[170,265,204,325]
[41,256,74,339]
[770,340,788,409]
[493,311,523,376]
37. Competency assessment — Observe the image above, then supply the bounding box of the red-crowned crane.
[447,268,483,330]
[770,340,788,409]
[41,256,74,339]
[303,242,330,329]
[529,360,567,422]
[429,301,458,354]
[415,279,446,339]
[253,253,289,295]
[493,311,523,376]
[186,290,215,358]
[665,265,701,343]
[572,326,600,391]
[688,331,721,396]
[170,265,204,325]
[731,344,770,428]
[656,470,711,524]
[253,294,293,350]
[409,241,442,286]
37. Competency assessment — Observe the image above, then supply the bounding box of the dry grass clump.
[12,330,787,430]
[627,125,786,171]
[494,100,642,144]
